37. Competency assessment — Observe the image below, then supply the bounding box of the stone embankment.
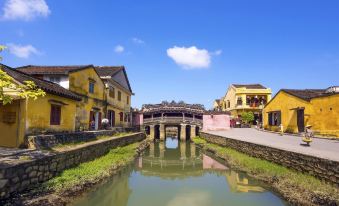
[200,132,339,186]
[0,132,146,199]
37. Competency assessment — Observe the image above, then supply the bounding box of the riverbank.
[193,137,339,206]
[1,139,150,206]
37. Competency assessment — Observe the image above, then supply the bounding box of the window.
[227,100,230,108]
[109,87,115,98]
[49,76,61,84]
[237,97,243,106]
[118,91,122,101]
[50,105,61,125]
[268,111,281,126]
[126,96,129,104]
[89,82,95,93]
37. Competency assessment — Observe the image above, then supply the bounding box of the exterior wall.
[0,93,77,148]
[200,132,339,185]
[68,68,106,130]
[0,100,22,147]
[310,95,339,136]
[264,91,339,137]
[263,91,310,133]
[0,133,146,199]
[105,80,132,127]
[25,94,77,134]
[203,114,230,131]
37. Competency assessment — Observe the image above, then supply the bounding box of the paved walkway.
[206,128,339,162]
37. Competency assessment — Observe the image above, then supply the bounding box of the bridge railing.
[143,117,202,124]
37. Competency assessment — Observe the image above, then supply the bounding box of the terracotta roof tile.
[1,64,81,101]
[16,65,92,75]
[281,89,327,101]
[232,84,267,89]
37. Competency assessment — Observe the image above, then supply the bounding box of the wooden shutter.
[268,113,272,126]
[50,105,61,125]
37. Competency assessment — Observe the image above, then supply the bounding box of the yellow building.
[0,65,81,147]
[213,99,222,111]
[96,66,133,128]
[17,65,133,130]
[263,88,339,137]
[221,84,272,123]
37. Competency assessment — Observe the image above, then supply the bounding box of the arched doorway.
[185,125,191,141]
[195,126,200,136]
[154,125,160,139]
[144,125,150,135]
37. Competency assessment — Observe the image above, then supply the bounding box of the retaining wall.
[0,132,145,199]
[26,127,139,149]
[200,132,339,186]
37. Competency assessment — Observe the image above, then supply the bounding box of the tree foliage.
[241,111,255,124]
[0,45,46,105]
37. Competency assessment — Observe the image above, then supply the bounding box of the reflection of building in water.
[224,170,265,193]
[202,154,265,193]
[139,140,265,193]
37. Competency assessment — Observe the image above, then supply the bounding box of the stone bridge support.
[190,125,196,139]
[180,124,186,141]
[150,125,155,140]
[160,124,165,140]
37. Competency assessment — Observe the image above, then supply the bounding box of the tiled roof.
[1,64,81,101]
[95,66,123,77]
[96,66,133,93]
[232,84,267,89]
[281,89,327,101]
[214,99,220,104]
[16,65,93,75]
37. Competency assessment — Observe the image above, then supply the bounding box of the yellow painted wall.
[0,100,21,147]
[68,67,106,130]
[264,91,339,137]
[309,94,339,136]
[0,94,77,148]
[105,80,132,127]
[25,94,77,134]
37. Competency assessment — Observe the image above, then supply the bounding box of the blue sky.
[1,0,338,109]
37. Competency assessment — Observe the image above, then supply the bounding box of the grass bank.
[193,137,339,206]
[45,142,139,193]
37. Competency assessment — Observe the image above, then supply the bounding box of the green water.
[72,138,288,206]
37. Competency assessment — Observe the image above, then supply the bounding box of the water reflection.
[72,138,287,206]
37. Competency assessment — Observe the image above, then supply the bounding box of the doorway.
[107,110,115,127]
[297,109,305,133]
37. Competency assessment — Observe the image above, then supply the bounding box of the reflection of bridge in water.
[142,102,204,141]
[136,140,265,193]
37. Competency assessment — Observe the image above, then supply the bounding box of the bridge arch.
[142,102,204,141]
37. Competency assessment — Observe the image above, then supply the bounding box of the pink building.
[203,111,231,131]
[132,111,143,128]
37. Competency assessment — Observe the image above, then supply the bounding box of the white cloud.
[132,37,145,44]
[167,46,212,69]
[2,0,50,21]
[114,45,124,53]
[213,50,222,56]
[7,43,41,58]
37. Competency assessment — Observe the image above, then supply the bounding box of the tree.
[241,111,255,124]
[0,45,45,105]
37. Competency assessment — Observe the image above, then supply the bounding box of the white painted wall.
[43,75,69,89]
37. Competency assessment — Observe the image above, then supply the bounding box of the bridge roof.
[142,101,205,114]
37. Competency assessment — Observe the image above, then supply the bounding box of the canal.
[72,138,288,206]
